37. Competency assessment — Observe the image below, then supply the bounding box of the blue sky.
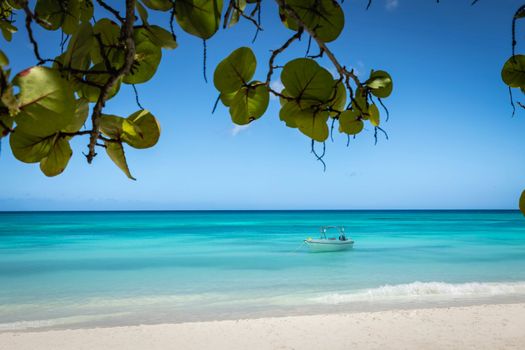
[1,0,525,210]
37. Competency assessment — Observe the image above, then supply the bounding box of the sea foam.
[312,281,525,304]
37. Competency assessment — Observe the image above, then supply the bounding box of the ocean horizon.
[1,210,525,331]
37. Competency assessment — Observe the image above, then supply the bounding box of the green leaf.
[220,91,237,107]
[229,84,269,125]
[328,80,346,114]
[520,191,525,215]
[279,101,300,128]
[213,47,256,93]
[124,110,161,149]
[91,19,121,65]
[63,98,89,133]
[280,0,344,43]
[281,58,334,103]
[40,137,72,176]
[106,141,136,180]
[100,110,160,149]
[99,115,137,140]
[136,1,150,24]
[14,66,75,137]
[0,20,17,42]
[296,110,329,142]
[368,103,380,126]
[123,33,162,84]
[34,0,63,30]
[140,0,173,11]
[137,26,177,50]
[352,87,369,116]
[280,101,329,141]
[228,0,247,27]
[502,55,525,88]
[0,50,8,66]
[338,110,363,135]
[63,22,94,70]
[79,0,94,22]
[79,63,122,102]
[61,0,81,34]
[0,114,13,138]
[9,128,53,163]
[175,0,223,39]
[366,70,393,98]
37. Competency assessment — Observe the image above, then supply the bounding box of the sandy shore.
[1,303,524,350]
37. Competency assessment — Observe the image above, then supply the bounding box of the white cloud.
[386,0,399,10]
[269,80,284,100]
[231,124,250,136]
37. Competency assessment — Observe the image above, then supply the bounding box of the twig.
[95,0,124,22]
[132,84,144,110]
[266,29,303,84]
[87,0,137,163]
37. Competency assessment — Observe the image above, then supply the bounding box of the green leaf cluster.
[214,47,269,125]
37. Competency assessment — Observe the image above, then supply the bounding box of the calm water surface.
[1,210,524,330]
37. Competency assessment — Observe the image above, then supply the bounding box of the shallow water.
[1,210,524,330]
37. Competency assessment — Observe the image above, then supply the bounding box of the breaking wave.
[312,281,525,304]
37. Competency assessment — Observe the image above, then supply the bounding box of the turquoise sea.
[1,210,525,331]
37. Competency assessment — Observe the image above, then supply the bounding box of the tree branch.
[86,0,136,163]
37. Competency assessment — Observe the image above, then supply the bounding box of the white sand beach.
[1,303,524,350]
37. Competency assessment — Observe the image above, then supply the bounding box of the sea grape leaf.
[229,84,269,125]
[123,33,162,84]
[501,55,525,88]
[0,114,13,138]
[91,19,121,65]
[124,110,161,149]
[0,20,17,41]
[63,22,94,71]
[280,101,329,141]
[279,101,301,128]
[136,1,150,24]
[295,110,329,142]
[63,98,89,133]
[214,47,256,93]
[99,111,160,149]
[106,141,136,180]
[61,0,81,34]
[99,114,138,140]
[220,91,237,107]
[9,129,53,163]
[141,0,173,11]
[228,0,247,27]
[79,0,94,22]
[0,50,8,66]
[339,110,363,135]
[13,66,75,137]
[366,70,393,98]
[34,0,63,31]
[281,58,334,103]
[79,63,122,102]
[40,137,72,176]
[329,80,347,114]
[139,25,177,49]
[175,0,223,39]
[352,87,369,116]
[520,191,525,215]
[280,0,344,43]
[368,104,380,126]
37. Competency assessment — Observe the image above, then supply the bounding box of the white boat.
[304,226,354,252]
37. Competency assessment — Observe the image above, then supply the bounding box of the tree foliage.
[500,4,525,215]
[0,0,394,180]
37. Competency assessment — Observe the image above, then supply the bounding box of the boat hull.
[304,239,354,252]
